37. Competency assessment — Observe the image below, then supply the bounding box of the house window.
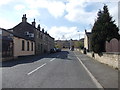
[31,42,33,51]
[22,40,25,51]
[27,41,29,51]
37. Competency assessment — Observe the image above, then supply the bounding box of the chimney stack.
[32,19,36,28]
[22,14,27,22]
[42,28,44,33]
[37,24,41,31]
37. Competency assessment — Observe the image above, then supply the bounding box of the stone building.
[1,28,13,59]
[1,28,35,61]
[55,40,71,49]
[84,30,92,52]
[9,14,54,55]
[55,39,83,49]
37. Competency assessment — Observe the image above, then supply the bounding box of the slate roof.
[1,28,35,41]
[9,22,35,41]
[2,36,13,41]
[85,32,92,38]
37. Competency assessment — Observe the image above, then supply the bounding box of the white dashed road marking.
[50,58,56,62]
[27,63,46,75]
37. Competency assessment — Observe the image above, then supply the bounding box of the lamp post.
[77,30,80,41]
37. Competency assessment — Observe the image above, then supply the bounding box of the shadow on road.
[1,50,70,67]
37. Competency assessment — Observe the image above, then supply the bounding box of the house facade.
[1,28,35,60]
[0,28,13,59]
[55,40,71,49]
[13,36,35,57]
[9,14,54,55]
[84,30,92,52]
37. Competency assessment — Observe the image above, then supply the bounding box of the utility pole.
[77,30,80,40]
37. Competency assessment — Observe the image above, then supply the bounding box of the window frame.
[27,41,29,51]
[31,42,33,51]
[22,40,25,51]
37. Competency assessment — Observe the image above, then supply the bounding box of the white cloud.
[47,1,66,18]
[108,3,118,26]
[85,0,119,2]
[48,26,84,40]
[65,0,118,25]
[25,9,40,18]
[25,0,66,18]
[65,0,98,25]
[0,18,16,29]
[0,0,14,6]
[14,4,25,11]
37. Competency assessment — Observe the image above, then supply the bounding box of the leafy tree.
[74,41,84,49]
[91,5,120,53]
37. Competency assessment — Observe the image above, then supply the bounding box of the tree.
[91,5,120,53]
[74,41,84,49]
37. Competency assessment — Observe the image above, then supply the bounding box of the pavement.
[74,51,118,88]
[1,49,119,89]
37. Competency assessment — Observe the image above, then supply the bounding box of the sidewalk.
[75,51,119,89]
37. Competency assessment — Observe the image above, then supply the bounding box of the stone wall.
[87,52,119,70]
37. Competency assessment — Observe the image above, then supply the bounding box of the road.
[1,49,118,89]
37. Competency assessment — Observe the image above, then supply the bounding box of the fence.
[106,38,120,52]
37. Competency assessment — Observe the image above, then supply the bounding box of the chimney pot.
[32,19,36,27]
[22,14,27,22]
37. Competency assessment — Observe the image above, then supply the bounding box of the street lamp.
[77,30,80,40]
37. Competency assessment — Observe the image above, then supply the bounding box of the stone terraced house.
[8,14,54,55]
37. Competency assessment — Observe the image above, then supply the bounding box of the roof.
[1,28,35,41]
[10,21,54,40]
[9,22,35,41]
[2,36,13,41]
[85,32,92,38]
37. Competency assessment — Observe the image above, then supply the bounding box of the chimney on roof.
[45,31,47,34]
[32,19,36,28]
[37,24,41,31]
[42,28,44,33]
[22,14,27,22]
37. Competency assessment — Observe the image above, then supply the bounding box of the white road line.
[50,58,56,62]
[74,52,104,89]
[27,63,46,75]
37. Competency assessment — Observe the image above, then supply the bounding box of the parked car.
[50,48,56,53]
[56,48,61,52]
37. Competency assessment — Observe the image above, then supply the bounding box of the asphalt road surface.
[1,49,118,89]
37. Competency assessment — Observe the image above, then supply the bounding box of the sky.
[0,0,119,40]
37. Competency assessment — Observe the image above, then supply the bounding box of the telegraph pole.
[77,30,80,40]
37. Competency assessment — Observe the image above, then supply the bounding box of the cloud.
[65,0,98,25]
[108,3,118,26]
[0,0,14,6]
[65,0,118,26]
[48,26,84,40]
[14,4,25,11]
[46,1,66,18]
[25,9,40,18]
[25,0,66,18]
[85,0,119,2]
[0,18,16,29]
